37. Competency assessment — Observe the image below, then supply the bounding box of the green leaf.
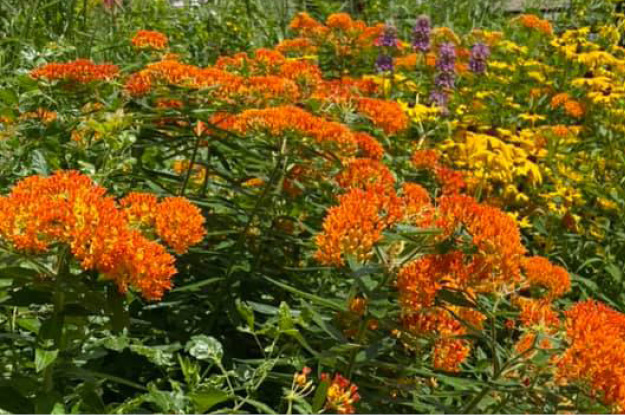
[130,345,175,367]
[236,300,255,330]
[189,386,230,413]
[312,378,330,413]
[186,335,223,362]
[261,276,345,311]
[171,277,223,293]
[605,262,623,284]
[0,266,41,283]
[436,289,476,308]
[278,302,295,331]
[35,348,58,373]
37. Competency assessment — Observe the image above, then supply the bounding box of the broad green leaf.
[35,348,58,372]
[189,386,229,413]
[186,335,223,362]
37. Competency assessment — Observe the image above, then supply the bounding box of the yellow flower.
[519,113,546,123]
[398,100,439,123]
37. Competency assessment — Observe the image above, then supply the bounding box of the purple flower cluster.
[375,54,394,72]
[430,42,456,114]
[429,89,449,109]
[469,42,490,75]
[434,71,455,89]
[376,25,399,48]
[374,24,399,73]
[412,15,431,53]
[436,42,456,73]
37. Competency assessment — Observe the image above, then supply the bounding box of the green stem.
[180,120,203,196]
[43,247,71,393]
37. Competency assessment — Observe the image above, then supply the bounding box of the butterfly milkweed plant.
[1,0,625,413]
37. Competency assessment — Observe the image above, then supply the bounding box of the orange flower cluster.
[289,12,329,38]
[0,171,204,300]
[437,195,526,285]
[215,49,285,74]
[354,132,384,160]
[397,253,485,371]
[316,179,438,267]
[245,75,300,104]
[401,183,432,224]
[320,373,360,414]
[556,300,625,412]
[411,148,466,195]
[516,14,553,35]
[125,59,243,96]
[522,256,571,298]
[275,38,318,55]
[20,108,58,124]
[311,77,379,102]
[564,100,585,118]
[31,59,119,83]
[120,192,206,255]
[336,158,395,190]
[214,105,358,157]
[550,92,571,109]
[355,98,409,135]
[315,186,402,266]
[288,12,384,57]
[411,149,439,170]
[394,194,533,370]
[278,60,323,90]
[516,297,560,330]
[125,57,308,107]
[131,30,169,50]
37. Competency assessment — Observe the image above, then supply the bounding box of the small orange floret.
[354,132,384,160]
[315,187,401,266]
[326,13,355,32]
[550,92,570,109]
[320,373,360,414]
[556,300,625,412]
[356,97,409,135]
[522,256,571,298]
[120,192,159,228]
[336,158,395,190]
[564,100,584,118]
[155,197,206,255]
[411,149,439,170]
[131,30,169,50]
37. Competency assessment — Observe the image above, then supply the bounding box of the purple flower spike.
[436,42,456,73]
[412,15,431,53]
[376,24,399,48]
[469,42,490,75]
[375,54,394,72]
